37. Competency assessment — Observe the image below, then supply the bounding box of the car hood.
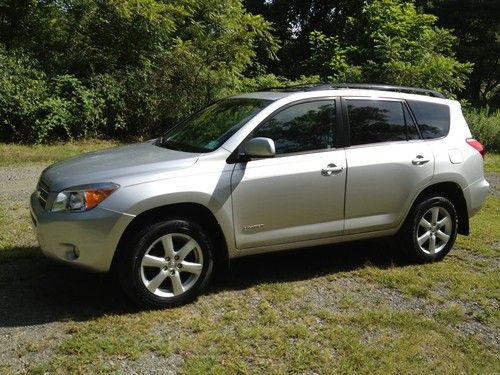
[41,142,200,191]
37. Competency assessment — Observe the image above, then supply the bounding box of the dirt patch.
[0,165,46,201]
[299,274,499,348]
[0,323,69,374]
[114,353,184,375]
[485,172,500,196]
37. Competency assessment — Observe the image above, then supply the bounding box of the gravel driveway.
[0,164,498,373]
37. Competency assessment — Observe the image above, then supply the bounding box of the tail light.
[466,138,485,158]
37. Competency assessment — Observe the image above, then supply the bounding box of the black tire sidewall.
[407,196,458,262]
[118,219,214,308]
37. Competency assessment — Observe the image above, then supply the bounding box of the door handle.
[412,155,430,166]
[321,164,344,176]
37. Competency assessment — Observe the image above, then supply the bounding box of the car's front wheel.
[401,196,458,262]
[117,219,214,308]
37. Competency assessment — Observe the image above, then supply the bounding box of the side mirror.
[244,137,276,158]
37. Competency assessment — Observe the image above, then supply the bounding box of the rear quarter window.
[407,100,450,139]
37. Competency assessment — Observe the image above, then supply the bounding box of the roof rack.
[258,83,446,98]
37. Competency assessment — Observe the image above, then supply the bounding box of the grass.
[0,140,120,166]
[484,152,500,172]
[24,289,499,374]
[0,144,499,374]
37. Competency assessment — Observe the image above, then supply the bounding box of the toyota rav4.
[30,84,490,308]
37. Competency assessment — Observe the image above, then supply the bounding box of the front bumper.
[30,192,135,272]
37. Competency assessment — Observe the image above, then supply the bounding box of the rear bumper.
[463,178,490,217]
[30,192,134,272]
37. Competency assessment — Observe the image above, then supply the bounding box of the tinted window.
[347,100,407,145]
[407,100,450,139]
[160,98,270,153]
[253,100,336,155]
[404,105,420,140]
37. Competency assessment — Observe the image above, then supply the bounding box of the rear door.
[342,98,434,234]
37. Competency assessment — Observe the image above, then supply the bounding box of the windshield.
[158,98,271,153]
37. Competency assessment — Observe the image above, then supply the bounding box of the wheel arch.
[410,182,469,235]
[111,203,230,275]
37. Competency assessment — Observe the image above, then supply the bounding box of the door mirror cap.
[244,137,276,158]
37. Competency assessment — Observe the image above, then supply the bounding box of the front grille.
[38,180,50,209]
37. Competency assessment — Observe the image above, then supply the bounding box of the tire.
[400,196,458,263]
[117,219,214,308]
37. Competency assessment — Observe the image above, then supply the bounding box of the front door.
[230,99,346,249]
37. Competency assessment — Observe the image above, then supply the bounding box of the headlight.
[51,183,119,212]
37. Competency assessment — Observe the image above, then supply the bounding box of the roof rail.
[258,83,446,98]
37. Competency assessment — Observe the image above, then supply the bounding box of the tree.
[416,0,500,106]
[243,0,364,78]
[306,0,472,96]
[0,0,280,142]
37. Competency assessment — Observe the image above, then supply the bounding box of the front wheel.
[117,219,214,308]
[401,196,458,262]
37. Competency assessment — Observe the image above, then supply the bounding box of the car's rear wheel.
[117,219,214,308]
[401,196,458,262]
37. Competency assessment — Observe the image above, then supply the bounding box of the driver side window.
[253,100,336,155]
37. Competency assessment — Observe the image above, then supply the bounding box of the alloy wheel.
[140,233,204,298]
[416,206,452,255]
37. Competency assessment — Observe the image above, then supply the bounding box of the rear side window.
[346,100,410,146]
[407,100,450,139]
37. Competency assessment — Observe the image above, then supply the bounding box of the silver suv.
[30,84,490,308]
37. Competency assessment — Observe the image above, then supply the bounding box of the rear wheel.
[401,196,458,262]
[117,219,214,308]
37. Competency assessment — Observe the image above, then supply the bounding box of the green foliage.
[0,0,280,143]
[238,73,321,92]
[308,32,362,83]
[35,96,72,143]
[0,46,116,143]
[464,107,500,153]
[0,0,489,143]
[0,46,48,143]
[307,0,472,97]
[416,0,499,107]
[243,0,365,78]
[89,74,127,135]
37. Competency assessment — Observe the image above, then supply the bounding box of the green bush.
[0,46,48,143]
[89,74,127,137]
[0,0,280,143]
[464,107,500,153]
[0,1,486,145]
[306,0,472,98]
[35,96,72,143]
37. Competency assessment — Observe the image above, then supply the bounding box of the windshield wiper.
[156,136,212,153]
[157,138,183,151]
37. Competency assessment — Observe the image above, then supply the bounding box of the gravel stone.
[115,353,184,375]
[0,323,68,374]
[485,172,500,197]
[0,165,46,201]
